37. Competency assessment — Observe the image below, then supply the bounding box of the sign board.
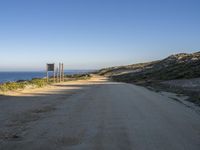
[46,63,64,83]
[47,64,55,71]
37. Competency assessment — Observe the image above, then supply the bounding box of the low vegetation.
[64,74,91,81]
[99,52,200,82]
[0,74,91,92]
[0,78,50,92]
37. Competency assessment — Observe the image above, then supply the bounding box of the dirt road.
[0,76,200,150]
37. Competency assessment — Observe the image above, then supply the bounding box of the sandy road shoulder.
[1,75,107,97]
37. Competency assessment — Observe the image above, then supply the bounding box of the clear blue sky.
[0,0,199,71]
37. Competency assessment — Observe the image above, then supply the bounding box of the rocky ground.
[162,78,200,90]
[159,78,200,105]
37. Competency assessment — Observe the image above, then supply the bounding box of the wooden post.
[56,67,59,83]
[63,63,64,82]
[46,64,48,82]
[53,63,55,83]
[59,63,61,82]
[62,63,64,82]
[58,64,60,83]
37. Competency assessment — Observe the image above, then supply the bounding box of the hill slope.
[99,52,200,83]
[98,51,200,104]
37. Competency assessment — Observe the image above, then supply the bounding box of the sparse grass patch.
[0,74,92,92]
[29,78,49,88]
[64,74,91,81]
[0,82,28,91]
[0,78,51,92]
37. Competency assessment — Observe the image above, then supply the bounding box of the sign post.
[46,63,64,83]
[46,64,55,82]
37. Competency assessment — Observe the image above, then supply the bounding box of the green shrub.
[0,79,50,92]
[29,79,48,88]
[64,74,91,80]
[0,82,28,91]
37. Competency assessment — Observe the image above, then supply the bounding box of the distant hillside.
[98,61,159,76]
[99,52,200,83]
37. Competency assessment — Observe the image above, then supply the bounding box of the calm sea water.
[0,70,94,83]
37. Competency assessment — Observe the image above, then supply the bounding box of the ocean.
[0,70,94,83]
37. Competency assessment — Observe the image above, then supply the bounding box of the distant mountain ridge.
[98,51,200,83]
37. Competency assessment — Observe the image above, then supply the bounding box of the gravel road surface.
[0,76,200,150]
